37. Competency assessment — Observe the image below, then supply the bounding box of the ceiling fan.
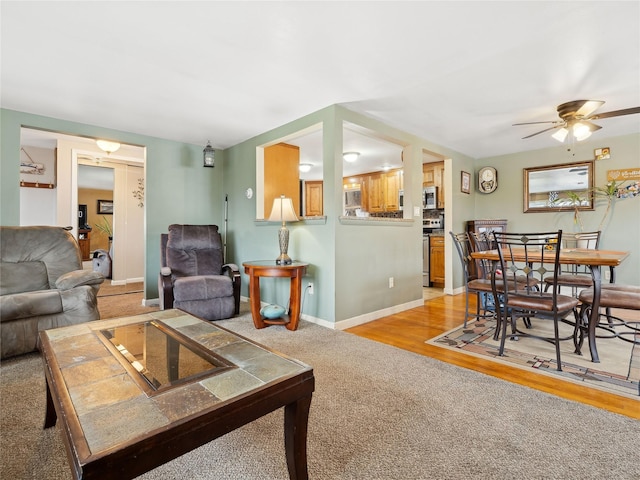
[514,100,640,142]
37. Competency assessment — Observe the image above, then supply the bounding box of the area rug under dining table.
[426,315,640,399]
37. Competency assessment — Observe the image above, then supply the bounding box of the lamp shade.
[268,196,299,223]
[268,195,298,265]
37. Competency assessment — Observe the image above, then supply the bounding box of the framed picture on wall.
[19,147,56,188]
[97,199,114,214]
[461,171,471,194]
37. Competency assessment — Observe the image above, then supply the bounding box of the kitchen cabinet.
[423,164,436,186]
[304,181,323,216]
[342,169,402,214]
[264,143,300,217]
[366,173,384,212]
[423,161,445,208]
[362,169,402,213]
[384,169,401,211]
[429,235,445,287]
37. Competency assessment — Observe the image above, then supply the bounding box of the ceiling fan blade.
[512,120,561,126]
[582,120,602,132]
[589,107,640,120]
[575,100,604,117]
[522,125,562,139]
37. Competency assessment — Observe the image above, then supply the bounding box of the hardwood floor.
[346,292,640,420]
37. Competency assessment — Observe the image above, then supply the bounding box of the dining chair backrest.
[560,231,601,275]
[450,231,475,283]
[492,230,564,301]
[562,231,600,250]
[468,231,495,279]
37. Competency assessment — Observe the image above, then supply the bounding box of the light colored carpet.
[2,304,640,479]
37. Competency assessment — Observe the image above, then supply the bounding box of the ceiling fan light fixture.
[573,122,593,141]
[551,128,569,142]
[343,151,360,163]
[96,139,121,154]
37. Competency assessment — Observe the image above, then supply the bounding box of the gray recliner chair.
[0,226,105,359]
[158,224,240,321]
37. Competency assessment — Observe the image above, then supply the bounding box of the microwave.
[344,189,361,209]
[423,186,437,209]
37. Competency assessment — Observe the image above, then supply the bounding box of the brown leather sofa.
[0,226,105,359]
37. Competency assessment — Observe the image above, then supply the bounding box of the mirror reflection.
[524,160,594,213]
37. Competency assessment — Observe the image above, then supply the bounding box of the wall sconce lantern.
[203,141,215,168]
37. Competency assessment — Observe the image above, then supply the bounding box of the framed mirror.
[523,160,594,213]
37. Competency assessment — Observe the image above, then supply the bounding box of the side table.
[243,261,309,331]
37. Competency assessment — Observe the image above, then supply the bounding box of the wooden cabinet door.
[384,170,400,211]
[305,181,323,216]
[264,143,300,217]
[435,163,445,208]
[429,235,445,286]
[367,173,385,212]
[423,164,436,186]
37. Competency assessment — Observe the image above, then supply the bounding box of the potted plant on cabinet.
[93,216,113,255]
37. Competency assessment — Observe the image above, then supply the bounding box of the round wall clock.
[478,167,498,194]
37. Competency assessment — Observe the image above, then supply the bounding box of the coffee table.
[39,309,314,480]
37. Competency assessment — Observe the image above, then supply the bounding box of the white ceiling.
[2,2,639,161]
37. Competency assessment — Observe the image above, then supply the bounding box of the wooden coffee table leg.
[284,394,312,480]
[43,377,57,429]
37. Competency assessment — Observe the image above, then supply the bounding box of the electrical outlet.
[388,277,394,288]
[308,282,314,295]
[604,269,610,281]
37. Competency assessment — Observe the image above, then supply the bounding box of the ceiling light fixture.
[299,163,312,173]
[203,141,215,168]
[343,152,360,163]
[551,121,596,143]
[96,139,121,155]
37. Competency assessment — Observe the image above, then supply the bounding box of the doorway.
[19,127,146,284]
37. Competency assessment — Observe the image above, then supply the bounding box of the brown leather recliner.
[158,224,240,321]
[0,226,105,359]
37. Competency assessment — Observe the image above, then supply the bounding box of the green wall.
[474,133,640,285]
[1,108,225,301]
[222,105,475,325]
[4,107,636,327]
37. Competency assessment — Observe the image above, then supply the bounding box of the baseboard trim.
[145,296,425,330]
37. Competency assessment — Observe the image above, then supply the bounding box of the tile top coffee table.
[39,309,314,480]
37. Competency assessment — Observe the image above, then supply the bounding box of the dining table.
[470,247,631,363]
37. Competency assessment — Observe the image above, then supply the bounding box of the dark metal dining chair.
[450,231,496,327]
[492,230,580,371]
[543,231,601,296]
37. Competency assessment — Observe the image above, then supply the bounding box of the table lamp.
[268,195,299,265]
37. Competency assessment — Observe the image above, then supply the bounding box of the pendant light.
[203,141,215,168]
